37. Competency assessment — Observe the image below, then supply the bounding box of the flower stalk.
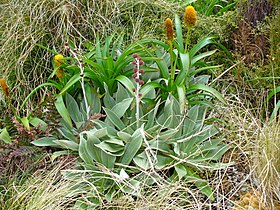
[65,43,90,119]
[131,53,145,129]
[0,78,17,116]
[184,6,197,52]
[165,18,175,86]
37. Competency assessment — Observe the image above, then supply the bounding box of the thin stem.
[135,60,140,129]
[185,26,191,53]
[70,49,90,120]
[169,40,175,86]
[7,97,17,118]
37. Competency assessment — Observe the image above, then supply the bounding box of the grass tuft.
[0,159,77,210]
[253,120,280,208]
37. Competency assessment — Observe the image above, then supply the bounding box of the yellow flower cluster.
[164,5,197,41]
[184,6,197,27]
[54,54,64,66]
[165,18,174,41]
[53,54,65,80]
[0,78,10,97]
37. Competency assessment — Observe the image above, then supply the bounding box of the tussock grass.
[0,160,76,210]
[253,120,280,208]
[214,76,280,209]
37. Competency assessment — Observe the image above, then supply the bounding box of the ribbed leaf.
[29,117,48,131]
[188,84,225,103]
[189,37,215,58]
[191,50,217,66]
[32,137,58,147]
[59,74,81,95]
[116,75,134,95]
[79,134,94,165]
[55,95,72,127]
[189,65,222,77]
[175,53,190,85]
[65,93,83,128]
[155,155,173,170]
[51,150,75,162]
[120,126,143,165]
[177,84,186,112]
[140,82,161,97]
[175,14,184,53]
[175,164,187,180]
[20,117,30,130]
[155,49,169,79]
[185,167,214,201]
[0,128,12,144]
[111,98,133,118]
[270,100,280,122]
[133,151,150,170]
[54,140,79,151]
[95,140,124,156]
[104,108,126,130]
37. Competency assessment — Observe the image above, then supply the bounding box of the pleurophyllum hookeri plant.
[59,82,229,207]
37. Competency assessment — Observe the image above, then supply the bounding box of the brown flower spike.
[184,6,197,27]
[0,78,10,97]
[165,18,174,41]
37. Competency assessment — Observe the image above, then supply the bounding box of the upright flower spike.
[131,53,145,128]
[184,6,197,53]
[54,54,64,66]
[184,6,197,27]
[165,18,174,41]
[165,18,175,85]
[0,78,10,97]
[53,54,65,80]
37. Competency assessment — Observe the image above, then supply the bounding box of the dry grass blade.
[0,158,77,210]
[253,120,280,209]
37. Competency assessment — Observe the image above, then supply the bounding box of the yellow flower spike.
[165,18,175,86]
[184,6,197,27]
[54,54,64,67]
[165,18,174,41]
[56,68,64,80]
[53,54,65,80]
[0,78,10,97]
